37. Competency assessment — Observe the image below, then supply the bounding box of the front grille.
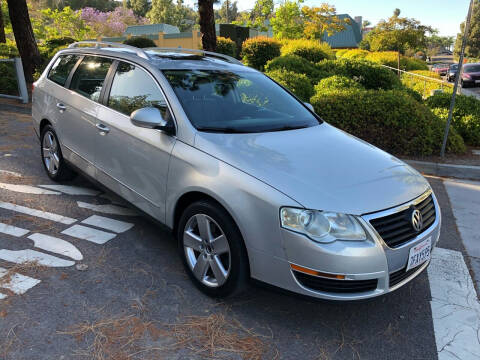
[389,266,422,288]
[293,271,378,293]
[369,194,436,248]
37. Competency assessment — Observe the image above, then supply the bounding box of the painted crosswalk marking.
[428,247,480,360]
[0,293,6,300]
[0,249,75,267]
[0,182,61,195]
[62,224,116,245]
[0,267,41,295]
[0,222,29,237]
[77,201,139,216]
[38,185,100,196]
[27,233,83,261]
[81,215,133,233]
[0,202,77,225]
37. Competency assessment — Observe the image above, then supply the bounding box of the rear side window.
[69,56,113,102]
[47,55,79,86]
[107,61,171,119]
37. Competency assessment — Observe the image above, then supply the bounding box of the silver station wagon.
[32,42,441,300]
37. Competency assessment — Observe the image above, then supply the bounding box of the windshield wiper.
[268,124,311,132]
[196,126,251,133]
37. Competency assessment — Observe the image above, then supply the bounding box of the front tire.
[40,125,76,181]
[177,200,249,297]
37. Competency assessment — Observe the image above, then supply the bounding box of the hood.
[194,124,429,215]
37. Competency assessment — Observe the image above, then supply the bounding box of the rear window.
[69,56,113,102]
[47,55,80,86]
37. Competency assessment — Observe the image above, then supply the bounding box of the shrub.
[364,51,428,71]
[266,69,314,101]
[280,39,335,63]
[0,42,19,58]
[215,37,237,58]
[401,87,423,102]
[426,92,480,146]
[338,49,370,60]
[314,75,363,92]
[264,55,326,83]
[310,88,466,156]
[335,49,349,59]
[123,36,156,48]
[401,70,453,98]
[0,62,18,96]
[315,58,401,90]
[44,37,77,49]
[241,37,281,71]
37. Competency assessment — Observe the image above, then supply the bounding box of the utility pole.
[440,0,474,157]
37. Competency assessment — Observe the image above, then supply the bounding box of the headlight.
[280,207,367,242]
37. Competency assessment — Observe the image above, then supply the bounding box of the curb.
[406,160,480,181]
[0,103,31,115]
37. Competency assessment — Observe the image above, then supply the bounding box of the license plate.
[406,237,431,271]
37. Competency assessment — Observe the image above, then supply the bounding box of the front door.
[95,61,176,221]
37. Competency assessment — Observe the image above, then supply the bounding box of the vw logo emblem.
[411,209,423,232]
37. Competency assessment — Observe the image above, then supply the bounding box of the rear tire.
[40,125,76,182]
[177,200,249,298]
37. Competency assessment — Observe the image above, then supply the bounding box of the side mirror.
[304,102,314,112]
[130,107,174,134]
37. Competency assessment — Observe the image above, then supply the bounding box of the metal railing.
[0,57,28,104]
[381,64,454,97]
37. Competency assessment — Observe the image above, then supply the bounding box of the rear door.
[95,61,176,221]
[60,55,114,177]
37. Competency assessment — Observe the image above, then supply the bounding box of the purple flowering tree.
[81,7,148,37]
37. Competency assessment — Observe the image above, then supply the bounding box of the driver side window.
[107,61,172,121]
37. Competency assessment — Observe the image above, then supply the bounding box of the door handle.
[95,123,110,135]
[56,103,66,112]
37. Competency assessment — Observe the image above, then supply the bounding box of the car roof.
[58,42,252,73]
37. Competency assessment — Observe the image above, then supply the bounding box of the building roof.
[322,14,362,49]
[124,23,180,36]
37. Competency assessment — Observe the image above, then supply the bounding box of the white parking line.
[77,201,139,216]
[38,185,100,196]
[0,182,61,195]
[0,222,29,237]
[0,249,75,267]
[428,247,480,359]
[0,202,77,225]
[81,215,134,233]
[0,267,41,295]
[0,293,6,300]
[27,233,83,261]
[62,224,116,245]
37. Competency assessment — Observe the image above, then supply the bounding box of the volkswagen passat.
[32,42,441,300]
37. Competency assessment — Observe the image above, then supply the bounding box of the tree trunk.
[198,0,216,51]
[6,0,41,83]
[0,1,6,43]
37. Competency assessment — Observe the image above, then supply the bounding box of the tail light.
[464,73,472,79]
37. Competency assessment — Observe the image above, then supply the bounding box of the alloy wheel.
[42,130,60,175]
[183,214,231,287]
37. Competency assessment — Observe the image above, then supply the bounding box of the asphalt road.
[0,105,476,360]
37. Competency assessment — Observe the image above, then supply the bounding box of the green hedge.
[364,51,429,71]
[315,58,401,90]
[123,37,156,48]
[266,69,314,101]
[0,62,18,96]
[280,39,335,63]
[215,36,237,58]
[310,88,465,156]
[426,92,480,146]
[241,37,281,71]
[314,75,364,92]
[264,55,326,83]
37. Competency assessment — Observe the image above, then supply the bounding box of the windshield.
[465,64,480,73]
[450,64,458,70]
[162,69,320,133]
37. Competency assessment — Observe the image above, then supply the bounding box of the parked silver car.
[32,42,441,300]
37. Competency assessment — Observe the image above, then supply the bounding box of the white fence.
[0,57,29,103]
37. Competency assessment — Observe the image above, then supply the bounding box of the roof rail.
[146,47,243,65]
[68,41,150,60]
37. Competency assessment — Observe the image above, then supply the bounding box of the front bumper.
[253,190,441,301]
